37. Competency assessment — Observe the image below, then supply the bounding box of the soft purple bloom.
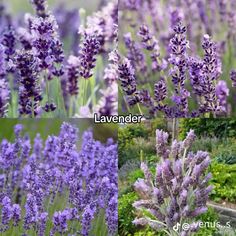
[216,80,229,113]
[133,129,212,235]
[15,50,42,117]
[78,33,100,79]
[230,70,236,87]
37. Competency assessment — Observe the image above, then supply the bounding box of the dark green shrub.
[210,162,236,202]
[190,137,222,153]
[118,120,167,168]
[119,168,144,196]
[179,119,236,139]
[213,140,236,165]
[118,192,139,236]
[119,160,140,181]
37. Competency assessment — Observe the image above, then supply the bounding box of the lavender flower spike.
[79,33,101,79]
[0,44,9,117]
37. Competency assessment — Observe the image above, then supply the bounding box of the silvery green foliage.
[133,129,213,236]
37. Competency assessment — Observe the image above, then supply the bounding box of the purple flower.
[123,32,147,73]
[31,14,64,77]
[81,202,97,236]
[1,196,12,231]
[2,25,16,63]
[154,79,167,102]
[51,210,69,234]
[230,70,236,87]
[138,25,156,50]
[183,129,196,149]
[38,212,48,236]
[12,204,21,226]
[106,195,118,234]
[0,44,9,117]
[66,55,80,96]
[30,0,48,18]
[15,50,42,117]
[24,194,38,230]
[216,80,229,113]
[118,58,141,106]
[79,33,100,79]
[155,130,169,159]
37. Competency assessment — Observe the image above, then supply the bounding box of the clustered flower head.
[0,123,118,235]
[119,0,236,118]
[133,129,212,236]
[15,50,42,116]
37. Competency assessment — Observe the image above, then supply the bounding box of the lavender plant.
[0,123,118,235]
[133,129,212,236]
[119,0,236,118]
[0,0,118,118]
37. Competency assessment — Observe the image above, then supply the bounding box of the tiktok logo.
[173,223,181,232]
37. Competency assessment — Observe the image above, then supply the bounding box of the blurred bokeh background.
[0,119,117,143]
[7,0,101,14]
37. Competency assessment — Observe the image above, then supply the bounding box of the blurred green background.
[0,119,117,143]
[6,0,101,14]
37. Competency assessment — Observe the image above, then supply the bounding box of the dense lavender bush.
[0,0,118,118]
[0,123,118,235]
[132,129,212,236]
[119,0,236,118]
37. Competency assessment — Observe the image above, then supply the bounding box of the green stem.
[118,86,131,113]
[137,103,143,116]
[83,79,88,106]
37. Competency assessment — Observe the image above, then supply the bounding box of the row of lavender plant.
[118,0,236,118]
[0,123,118,235]
[133,129,212,235]
[0,0,118,118]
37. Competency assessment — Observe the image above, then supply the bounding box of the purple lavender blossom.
[1,196,12,231]
[15,50,42,117]
[154,79,167,102]
[78,33,101,79]
[2,25,16,63]
[31,14,64,77]
[0,44,9,117]
[230,70,236,87]
[118,58,141,106]
[30,0,48,18]
[216,80,229,113]
[66,55,80,96]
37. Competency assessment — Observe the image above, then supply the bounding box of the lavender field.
[0,0,118,118]
[118,0,236,118]
[0,121,118,235]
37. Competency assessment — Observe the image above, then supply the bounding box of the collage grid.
[0,0,236,236]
